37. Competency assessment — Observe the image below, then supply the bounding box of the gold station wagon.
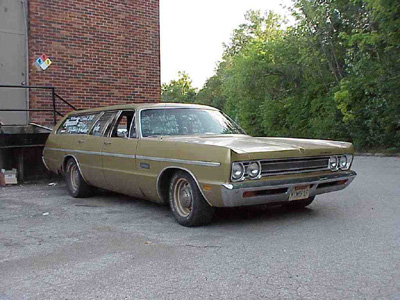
[43,103,357,226]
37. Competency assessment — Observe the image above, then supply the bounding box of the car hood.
[158,135,354,160]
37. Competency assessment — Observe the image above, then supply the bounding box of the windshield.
[140,108,245,137]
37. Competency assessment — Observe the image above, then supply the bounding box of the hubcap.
[173,178,193,217]
[69,164,79,192]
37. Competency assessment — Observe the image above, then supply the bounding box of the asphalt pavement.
[0,156,399,299]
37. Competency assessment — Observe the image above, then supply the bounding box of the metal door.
[0,0,28,125]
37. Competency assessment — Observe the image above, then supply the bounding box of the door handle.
[104,141,112,145]
[78,140,85,144]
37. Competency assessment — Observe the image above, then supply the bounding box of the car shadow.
[211,204,319,226]
[69,187,322,227]
[73,189,166,209]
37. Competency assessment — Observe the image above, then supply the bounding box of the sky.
[160,0,292,89]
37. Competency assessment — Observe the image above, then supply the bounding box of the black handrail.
[0,84,78,125]
[0,108,63,116]
[55,93,77,110]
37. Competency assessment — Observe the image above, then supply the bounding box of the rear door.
[101,110,140,196]
[80,111,119,188]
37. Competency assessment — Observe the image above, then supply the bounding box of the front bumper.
[221,170,357,207]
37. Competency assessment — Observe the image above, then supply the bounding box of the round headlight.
[339,155,347,169]
[232,162,245,181]
[247,161,261,179]
[329,156,338,171]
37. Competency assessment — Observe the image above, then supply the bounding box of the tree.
[164,3,400,151]
[161,72,197,103]
[197,3,399,150]
[196,64,226,109]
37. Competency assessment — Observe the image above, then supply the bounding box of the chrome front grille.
[261,156,330,176]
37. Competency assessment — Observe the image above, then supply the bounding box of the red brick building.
[0,0,160,125]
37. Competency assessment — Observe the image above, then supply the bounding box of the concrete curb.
[355,153,400,157]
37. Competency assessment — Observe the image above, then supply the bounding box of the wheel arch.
[61,155,89,184]
[156,167,212,206]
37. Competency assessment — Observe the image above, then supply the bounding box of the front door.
[101,110,140,197]
[0,0,28,124]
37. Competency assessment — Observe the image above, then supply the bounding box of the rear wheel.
[65,158,93,198]
[284,196,315,209]
[169,171,214,227]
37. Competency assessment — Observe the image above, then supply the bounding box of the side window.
[57,113,99,135]
[110,111,136,138]
[91,111,118,137]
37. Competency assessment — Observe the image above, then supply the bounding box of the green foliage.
[161,71,197,103]
[196,65,226,109]
[162,1,400,151]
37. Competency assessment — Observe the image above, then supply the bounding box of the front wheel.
[169,171,214,227]
[65,158,93,198]
[284,196,315,209]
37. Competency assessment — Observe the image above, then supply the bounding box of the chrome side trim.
[136,155,220,167]
[45,148,135,159]
[102,152,135,159]
[48,148,219,164]
[156,166,213,206]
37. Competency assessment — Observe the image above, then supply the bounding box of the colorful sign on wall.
[34,54,52,71]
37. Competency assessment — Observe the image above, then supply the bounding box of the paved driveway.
[0,156,399,299]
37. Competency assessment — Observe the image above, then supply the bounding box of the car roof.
[69,103,218,115]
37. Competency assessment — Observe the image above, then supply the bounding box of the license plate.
[289,185,310,201]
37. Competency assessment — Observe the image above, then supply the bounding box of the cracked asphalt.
[1,156,400,299]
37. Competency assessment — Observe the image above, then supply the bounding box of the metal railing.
[0,85,78,125]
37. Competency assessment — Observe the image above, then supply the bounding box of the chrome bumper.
[221,170,357,207]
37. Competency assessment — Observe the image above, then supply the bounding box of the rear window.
[57,113,99,135]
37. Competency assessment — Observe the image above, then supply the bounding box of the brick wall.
[28,0,160,124]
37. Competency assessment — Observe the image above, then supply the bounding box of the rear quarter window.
[57,113,99,135]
